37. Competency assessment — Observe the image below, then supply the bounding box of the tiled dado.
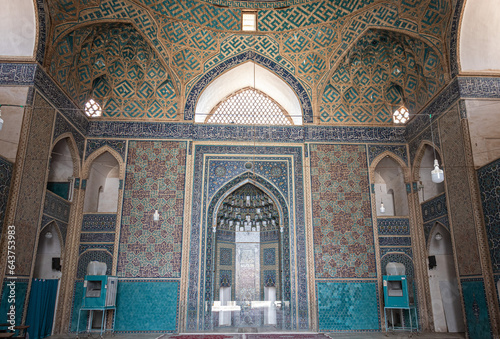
[461,278,492,339]
[316,281,379,331]
[70,279,179,333]
[0,279,28,326]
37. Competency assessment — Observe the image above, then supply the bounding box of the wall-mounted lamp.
[153,210,160,221]
[380,201,386,213]
[435,232,442,241]
[429,114,444,183]
[45,231,53,239]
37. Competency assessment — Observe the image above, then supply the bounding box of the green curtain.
[26,279,59,339]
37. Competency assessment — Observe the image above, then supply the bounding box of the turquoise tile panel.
[115,280,179,332]
[461,279,492,339]
[69,281,88,332]
[317,281,379,331]
[0,280,28,326]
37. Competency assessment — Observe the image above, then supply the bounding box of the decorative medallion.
[271,166,282,177]
[245,162,253,169]
[215,165,226,177]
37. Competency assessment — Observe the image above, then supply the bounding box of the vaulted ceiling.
[45,0,453,125]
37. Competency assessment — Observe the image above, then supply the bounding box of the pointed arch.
[427,221,452,253]
[40,220,65,256]
[83,145,125,180]
[185,51,312,123]
[370,150,411,183]
[412,140,444,182]
[201,171,292,328]
[51,132,82,178]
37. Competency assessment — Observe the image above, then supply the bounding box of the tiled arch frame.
[369,150,411,183]
[202,171,292,330]
[411,140,445,182]
[46,19,180,95]
[76,249,113,279]
[82,145,126,180]
[184,51,313,123]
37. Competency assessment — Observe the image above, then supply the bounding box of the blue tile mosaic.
[219,248,232,266]
[477,158,500,273]
[368,145,408,165]
[458,77,500,99]
[115,280,179,332]
[0,279,28,325]
[449,0,464,78]
[35,0,47,63]
[0,157,13,236]
[76,250,113,279]
[86,139,126,161]
[219,270,232,287]
[82,214,117,232]
[317,281,379,331]
[80,232,115,243]
[43,191,70,223]
[0,63,36,85]
[380,247,412,258]
[34,67,88,134]
[264,248,276,266]
[185,52,313,123]
[378,237,411,247]
[381,253,414,278]
[216,230,235,242]
[461,279,492,339]
[69,281,88,332]
[421,193,447,223]
[264,270,276,287]
[87,122,407,144]
[53,113,86,158]
[377,218,410,236]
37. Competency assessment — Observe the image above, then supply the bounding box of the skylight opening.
[393,106,409,124]
[242,12,257,32]
[206,88,292,126]
[84,99,102,118]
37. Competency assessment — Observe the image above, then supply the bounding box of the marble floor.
[49,332,465,339]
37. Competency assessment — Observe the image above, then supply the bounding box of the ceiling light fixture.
[393,105,409,124]
[429,114,444,183]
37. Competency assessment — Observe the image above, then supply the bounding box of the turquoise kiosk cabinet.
[382,275,414,307]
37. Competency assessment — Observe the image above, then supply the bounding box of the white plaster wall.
[48,140,73,182]
[460,0,500,73]
[418,146,444,203]
[33,224,62,279]
[0,87,28,162]
[98,178,119,212]
[374,157,408,216]
[465,100,500,168]
[84,153,119,213]
[195,62,302,125]
[0,0,36,58]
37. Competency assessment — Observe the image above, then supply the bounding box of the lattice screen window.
[205,87,293,126]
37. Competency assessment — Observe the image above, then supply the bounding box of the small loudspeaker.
[428,255,437,270]
[52,257,61,271]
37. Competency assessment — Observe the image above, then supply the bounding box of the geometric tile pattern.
[50,23,178,119]
[321,30,446,125]
[0,157,13,236]
[264,270,276,287]
[53,113,85,158]
[421,193,447,223]
[477,158,500,274]
[80,233,115,243]
[377,218,410,236]
[461,279,492,339]
[43,191,70,223]
[440,107,481,276]
[219,248,232,266]
[379,237,412,247]
[13,94,55,276]
[114,280,179,332]
[311,144,376,278]
[317,281,379,331]
[76,250,113,279]
[263,248,276,266]
[219,270,232,287]
[368,144,408,166]
[118,141,186,278]
[81,214,116,232]
[0,280,29,326]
